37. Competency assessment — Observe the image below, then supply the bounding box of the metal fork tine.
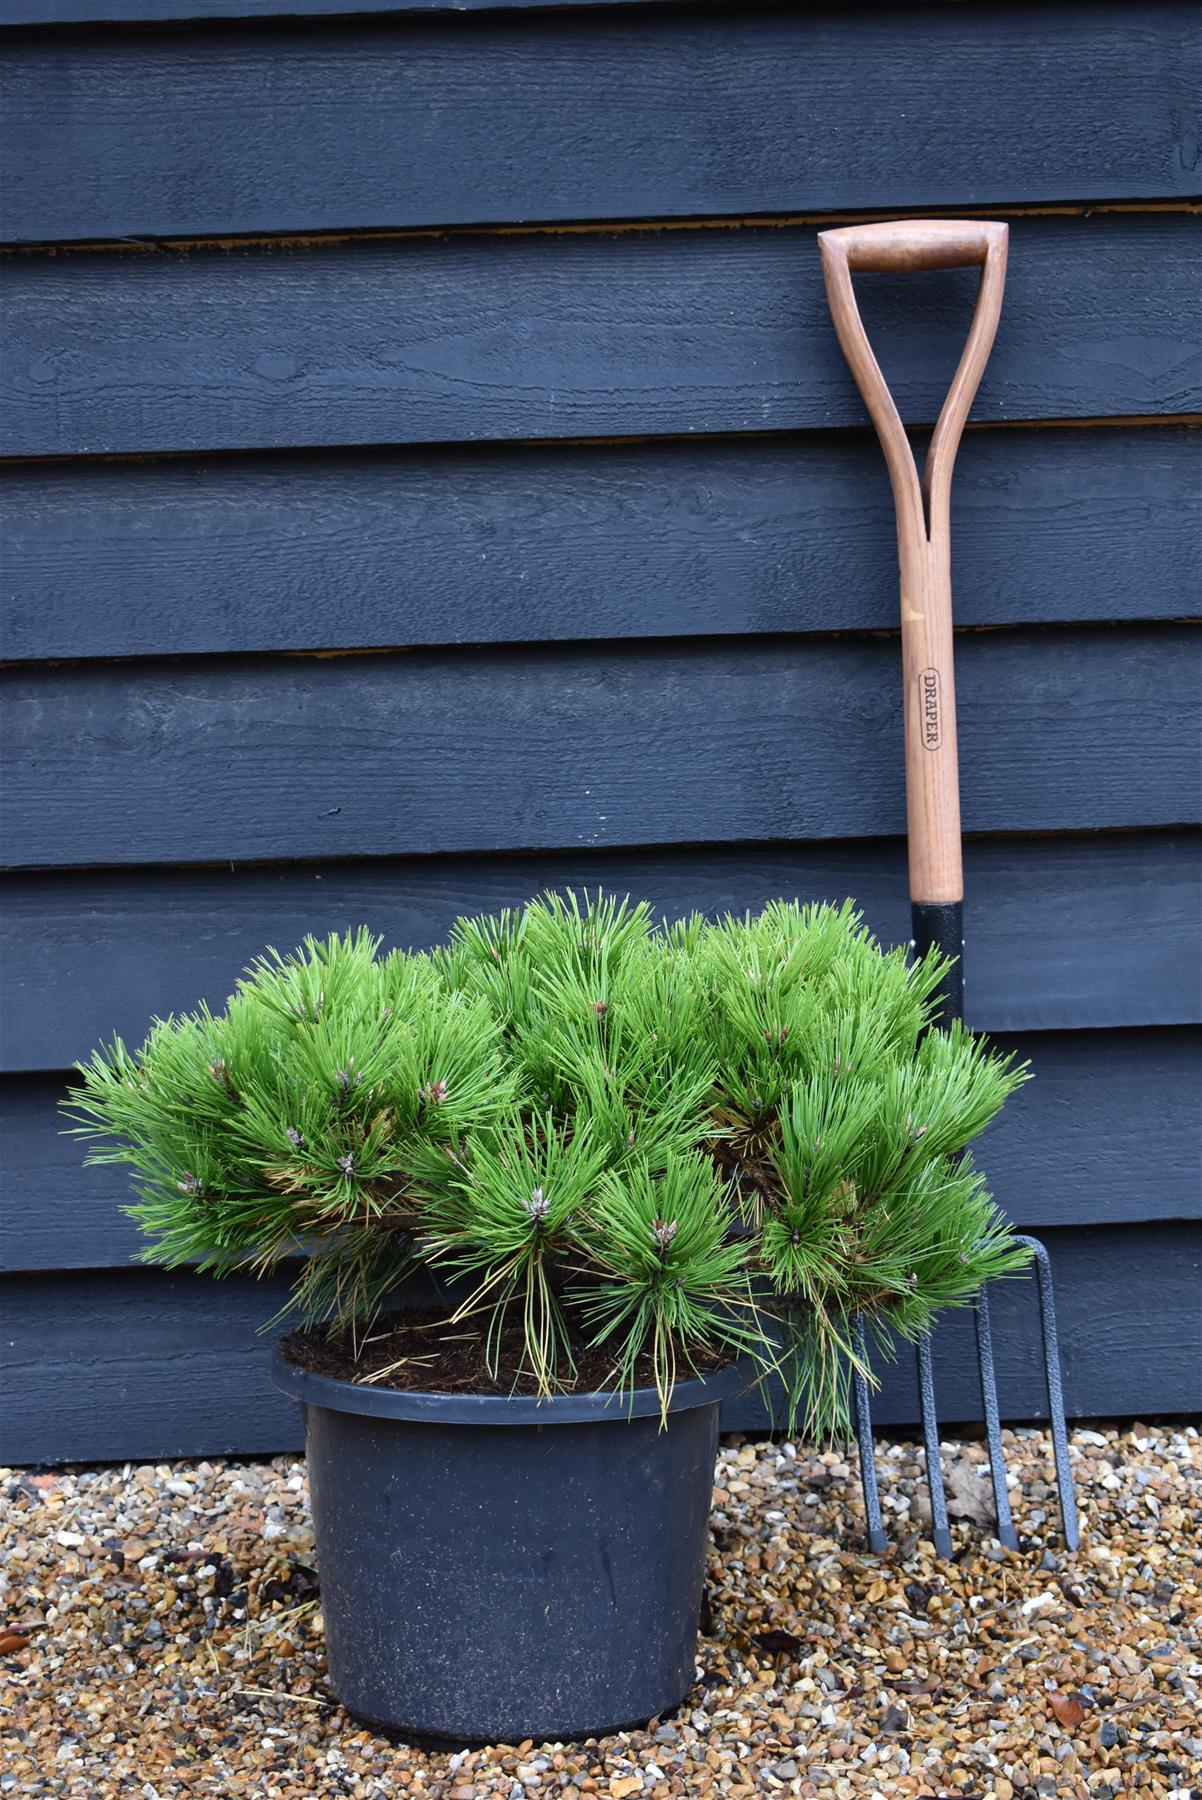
[848,1245,1078,1561]
[852,1314,888,1554]
[975,1286,1019,1550]
[917,1330,954,1558]
[1015,1234,1080,1552]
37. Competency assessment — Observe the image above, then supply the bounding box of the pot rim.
[271,1340,753,1426]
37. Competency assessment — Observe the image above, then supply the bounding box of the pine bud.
[903,1115,928,1150]
[523,1186,550,1224]
[209,1058,231,1087]
[593,1000,609,1016]
[419,1079,448,1106]
[652,1218,678,1251]
[764,1025,789,1045]
[178,1172,204,1197]
[286,1126,306,1149]
[337,1152,356,1180]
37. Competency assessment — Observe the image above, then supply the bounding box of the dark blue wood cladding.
[3,427,1198,662]
[3,834,1198,1073]
[1,6,1195,242]
[0,0,644,19]
[2,0,1200,1459]
[7,1031,1198,1273]
[0,0,662,17]
[4,628,1199,870]
[0,0,668,18]
[4,1224,1198,1465]
[976,1031,1202,1230]
[2,215,1198,460]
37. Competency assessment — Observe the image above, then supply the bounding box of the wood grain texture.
[1,6,1195,242]
[3,0,667,18]
[2,215,1198,460]
[3,832,1198,1074]
[8,1028,1197,1273]
[3,627,1199,871]
[4,1224,1198,1463]
[5,426,1198,663]
[975,1029,1202,1231]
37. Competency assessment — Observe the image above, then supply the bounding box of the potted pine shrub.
[67,891,1028,1744]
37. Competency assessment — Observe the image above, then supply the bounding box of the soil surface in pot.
[281,1308,734,1396]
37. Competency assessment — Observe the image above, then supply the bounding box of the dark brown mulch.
[280,1306,733,1396]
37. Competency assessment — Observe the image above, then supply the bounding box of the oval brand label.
[919,667,941,750]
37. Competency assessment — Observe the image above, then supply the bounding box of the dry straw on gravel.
[2,1424,1199,1799]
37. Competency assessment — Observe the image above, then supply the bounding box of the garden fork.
[819,220,1079,1556]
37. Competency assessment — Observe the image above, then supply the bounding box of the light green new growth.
[65,892,1031,1432]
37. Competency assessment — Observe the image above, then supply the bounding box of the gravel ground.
[2,1424,1199,1799]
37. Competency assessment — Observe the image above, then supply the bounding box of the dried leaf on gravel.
[943,1453,995,1525]
[1049,1688,1087,1730]
[0,1629,31,1655]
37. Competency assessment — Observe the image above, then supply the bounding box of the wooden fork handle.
[819,218,1006,273]
[818,219,1008,936]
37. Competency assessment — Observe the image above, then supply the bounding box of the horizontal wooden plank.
[1,6,1195,243]
[3,832,1198,1075]
[3,425,1198,663]
[8,1028,1197,1273]
[974,1029,1202,1231]
[1,215,1197,460]
[4,1224,1198,1463]
[2,0,665,20]
[3,627,1199,871]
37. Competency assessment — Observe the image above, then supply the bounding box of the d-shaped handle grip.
[817,219,1008,544]
[818,218,1007,274]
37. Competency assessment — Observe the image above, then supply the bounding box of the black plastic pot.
[271,1345,746,1745]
